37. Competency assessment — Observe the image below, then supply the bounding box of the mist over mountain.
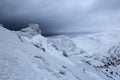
[0,0,120,35]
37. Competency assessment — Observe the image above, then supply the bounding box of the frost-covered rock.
[17,24,41,38]
[16,24,50,53]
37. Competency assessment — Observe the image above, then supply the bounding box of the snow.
[86,71,104,80]
[0,26,43,80]
[0,24,120,80]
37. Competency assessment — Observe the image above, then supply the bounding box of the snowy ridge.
[0,24,120,80]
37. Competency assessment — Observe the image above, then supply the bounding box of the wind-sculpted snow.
[0,25,120,80]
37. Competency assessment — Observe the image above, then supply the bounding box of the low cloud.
[0,0,120,35]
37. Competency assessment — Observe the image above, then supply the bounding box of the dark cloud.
[0,0,120,35]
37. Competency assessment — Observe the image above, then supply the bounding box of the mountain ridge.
[0,25,120,80]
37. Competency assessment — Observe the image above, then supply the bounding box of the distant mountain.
[0,24,120,80]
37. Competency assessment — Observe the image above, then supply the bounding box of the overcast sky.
[0,0,120,35]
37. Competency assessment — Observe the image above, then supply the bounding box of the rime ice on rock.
[18,24,42,38]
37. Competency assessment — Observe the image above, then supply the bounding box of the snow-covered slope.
[0,26,43,80]
[0,24,120,80]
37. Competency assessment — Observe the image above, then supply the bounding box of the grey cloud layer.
[0,0,120,34]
